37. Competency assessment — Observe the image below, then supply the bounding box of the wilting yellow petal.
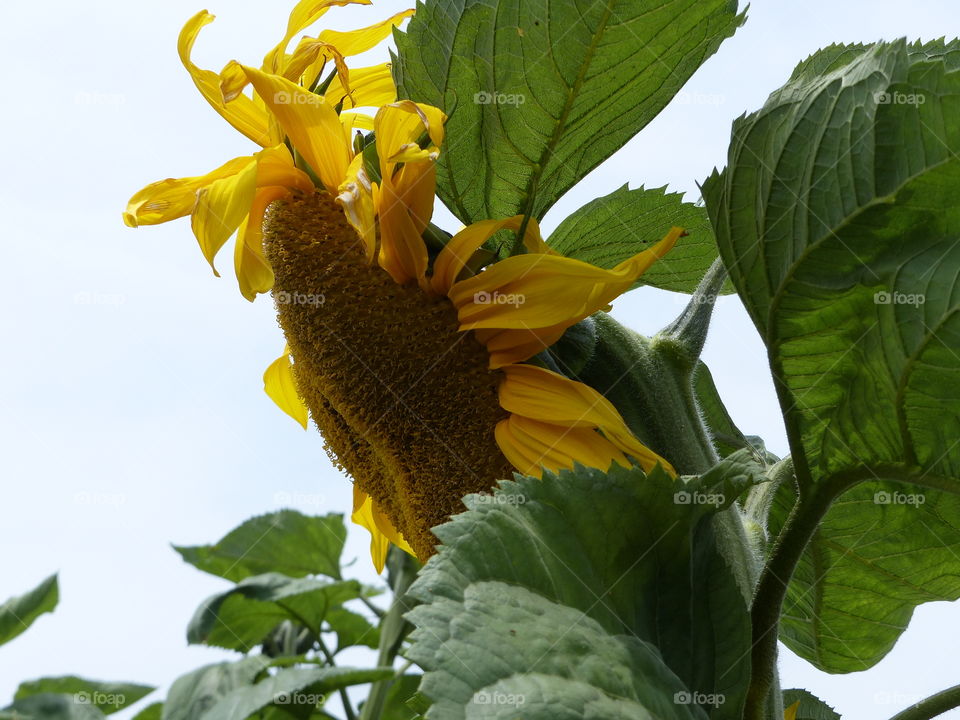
[325,63,397,109]
[235,186,289,300]
[474,326,568,369]
[262,0,371,74]
[340,111,375,132]
[351,486,416,573]
[263,346,309,429]
[179,11,271,146]
[318,10,414,55]
[123,156,254,227]
[451,227,683,331]
[235,65,352,194]
[495,416,628,478]
[337,154,377,262]
[432,216,532,295]
[377,179,429,287]
[281,38,347,89]
[499,364,674,475]
[374,101,445,174]
[253,144,315,192]
[392,160,436,234]
[191,158,260,275]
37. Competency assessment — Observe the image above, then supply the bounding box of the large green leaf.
[771,479,960,672]
[406,460,760,719]
[162,657,271,720]
[2,695,106,720]
[14,678,154,715]
[174,511,346,582]
[187,573,362,651]
[549,185,729,294]
[702,39,960,672]
[0,574,58,647]
[394,0,744,224]
[200,667,393,720]
[703,39,960,487]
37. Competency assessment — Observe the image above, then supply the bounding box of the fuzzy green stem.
[887,684,960,720]
[359,549,419,720]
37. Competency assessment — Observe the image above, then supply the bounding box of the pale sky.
[1,1,958,718]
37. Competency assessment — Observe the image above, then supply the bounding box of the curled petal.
[179,11,271,146]
[263,345,309,429]
[351,486,416,573]
[499,364,674,475]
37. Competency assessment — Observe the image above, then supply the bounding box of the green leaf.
[377,675,424,720]
[782,689,840,720]
[200,667,393,720]
[14,678,154,715]
[394,0,744,224]
[693,363,772,463]
[0,573,58,647]
[187,573,363,652]
[406,463,758,719]
[162,657,271,720]
[702,39,960,672]
[771,479,960,672]
[131,703,163,720]
[702,39,960,488]
[174,511,346,582]
[325,607,380,651]
[549,186,729,294]
[2,695,107,720]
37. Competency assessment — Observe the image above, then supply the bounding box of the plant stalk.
[887,684,960,720]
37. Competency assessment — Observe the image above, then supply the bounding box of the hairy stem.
[888,684,960,720]
[742,475,855,720]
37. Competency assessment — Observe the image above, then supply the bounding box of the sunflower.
[123,0,411,300]
[261,100,682,569]
[123,1,683,573]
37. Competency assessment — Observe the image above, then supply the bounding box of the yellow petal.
[337,154,377,262]
[235,186,289,301]
[325,63,397,109]
[123,155,253,227]
[499,364,674,475]
[351,486,416,573]
[236,65,352,194]
[340,111,375,132]
[393,160,436,234]
[374,101,446,177]
[262,0,371,74]
[281,37,347,89]
[432,216,529,295]
[451,227,684,331]
[318,10,414,56]
[784,702,800,720]
[377,178,429,287]
[191,157,259,275]
[178,11,271,146]
[495,416,628,478]
[474,326,567,369]
[263,346,309,429]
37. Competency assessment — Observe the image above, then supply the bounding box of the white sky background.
[1,0,958,718]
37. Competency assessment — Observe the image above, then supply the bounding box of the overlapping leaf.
[703,39,960,671]
[406,461,759,719]
[395,0,744,223]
